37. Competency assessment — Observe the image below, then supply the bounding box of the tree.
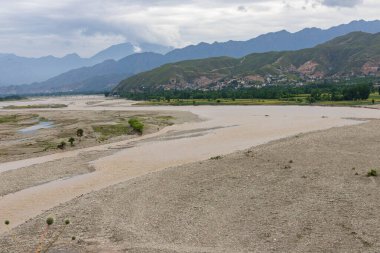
[68,137,75,146]
[310,89,321,101]
[306,95,316,104]
[357,84,371,100]
[76,129,84,138]
[343,83,371,100]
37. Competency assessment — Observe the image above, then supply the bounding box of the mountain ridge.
[113,32,380,94]
[0,42,172,87]
[1,20,380,95]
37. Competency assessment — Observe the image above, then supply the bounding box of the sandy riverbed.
[1,119,380,252]
[1,96,380,252]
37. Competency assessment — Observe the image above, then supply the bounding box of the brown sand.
[1,120,380,252]
[0,150,111,196]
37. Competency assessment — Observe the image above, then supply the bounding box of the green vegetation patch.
[4,104,68,109]
[0,115,18,123]
[128,118,144,133]
[92,124,133,139]
[0,114,41,124]
[0,95,26,101]
[367,169,378,177]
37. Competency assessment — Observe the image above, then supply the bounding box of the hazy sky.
[0,0,378,57]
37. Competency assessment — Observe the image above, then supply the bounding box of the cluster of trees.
[307,83,371,103]
[118,82,374,102]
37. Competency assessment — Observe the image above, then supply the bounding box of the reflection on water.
[19,121,54,134]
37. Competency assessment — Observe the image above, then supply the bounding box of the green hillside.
[113,32,380,94]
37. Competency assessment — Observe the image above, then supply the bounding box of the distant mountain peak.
[63,53,81,59]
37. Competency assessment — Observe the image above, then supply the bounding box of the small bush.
[367,169,377,177]
[76,129,84,138]
[57,141,66,150]
[4,220,9,225]
[46,217,54,226]
[128,118,144,134]
[210,156,222,160]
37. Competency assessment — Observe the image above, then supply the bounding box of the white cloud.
[320,0,363,7]
[0,0,378,57]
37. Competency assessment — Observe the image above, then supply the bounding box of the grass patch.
[4,104,68,109]
[0,115,18,123]
[38,141,57,152]
[92,124,132,139]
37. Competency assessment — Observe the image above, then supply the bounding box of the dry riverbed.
[1,96,380,253]
[1,120,380,252]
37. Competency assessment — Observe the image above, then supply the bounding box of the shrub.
[39,218,71,252]
[76,129,84,138]
[367,169,377,177]
[68,137,75,146]
[4,220,9,225]
[57,141,66,150]
[46,217,54,226]
[128,118,144,134]
[210,156,222,160]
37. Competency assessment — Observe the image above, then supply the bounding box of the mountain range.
[0,42,172,87]
[1,20,380,95]
[113,32,380,94]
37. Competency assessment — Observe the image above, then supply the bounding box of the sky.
[0,0,378,58]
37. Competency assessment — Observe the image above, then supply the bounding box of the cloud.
[0,0,377,57]
[320,0,363,7]
[237,5,248,12]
